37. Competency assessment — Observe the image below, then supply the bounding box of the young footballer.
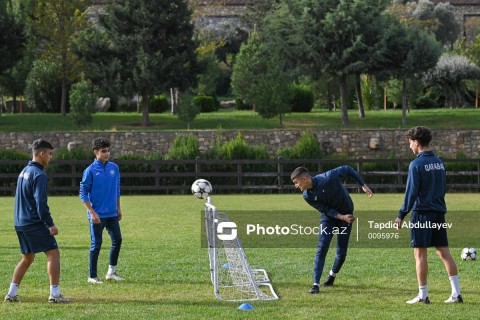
[291,166,373,294]
[394,126,462,304]
[80,137,125,284]
[5,139,69,303]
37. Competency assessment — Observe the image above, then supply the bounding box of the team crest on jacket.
[110,169,115,177]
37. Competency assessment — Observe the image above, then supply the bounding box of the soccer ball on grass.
[460,247,477,261]
[191,179,212,199]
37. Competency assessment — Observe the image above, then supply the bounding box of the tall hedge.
[70,80,95,126]
[193,95,218,113]
[25,59,63,112]
[290,84,314,113]
[149,95,169,113]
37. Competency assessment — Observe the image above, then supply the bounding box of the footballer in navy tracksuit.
[5,139,68,303]
[394,126,462,304]
[291,165,373,293]
[14,161,56,237]
[79,138,124,283]
[397,150,448,248]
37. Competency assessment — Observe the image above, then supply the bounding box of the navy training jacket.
[303,165,366,219]
[14,161,54,231]
[398,151,447,220]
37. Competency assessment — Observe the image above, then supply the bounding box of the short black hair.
[32,139,54,151]
[291,166,310,180]
[92,137,110,151]
[406,126,432,147]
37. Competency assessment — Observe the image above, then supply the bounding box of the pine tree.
[29,0,90,116]
[77,0,198,127]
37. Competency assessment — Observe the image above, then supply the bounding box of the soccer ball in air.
[461,247,477,261]
[191,179,212,199]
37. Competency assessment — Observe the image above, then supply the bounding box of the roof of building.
[430,0,480,5]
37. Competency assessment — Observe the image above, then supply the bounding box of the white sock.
[7,283,19,297]
[50,285,60,297]
[449,275,461,297]
[313,283,319,286]
[329,270,337,277]
[419,285,428,299]
[108,265,116,275]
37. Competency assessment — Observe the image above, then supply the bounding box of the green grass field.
[1,194,479,319]
[1,108,479,132]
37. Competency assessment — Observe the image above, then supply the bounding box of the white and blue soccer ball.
[461,247,477,261]
[191,179,212,199]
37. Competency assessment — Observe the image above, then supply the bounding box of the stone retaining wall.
[0,130,478,159]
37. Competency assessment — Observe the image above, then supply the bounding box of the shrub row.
[136,84,315,114]
[148,94,223,113]
[149,95,170,113]
[234,84,315,113]
[0,134,478,195]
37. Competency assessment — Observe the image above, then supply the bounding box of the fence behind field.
[1,158,479,195]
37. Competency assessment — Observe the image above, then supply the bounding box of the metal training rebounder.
[204,197,279,302]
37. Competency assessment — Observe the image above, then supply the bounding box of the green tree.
[0,3,26,112]
[263,0,393,125]
[343,0,392,118]
[319,0,392,124]
[398,27,442,123]
[424,54,480,108]
[231,30,265,107]
[461,35,480,69]
[254,51,291,127]
[0,56,32,112]
[433,2,460,49]
[69,79,95,125]
[458,34,480,107]
[261,0,304,80]
[75,0,198,127]
[70,26,118,102]
[24,59,62,112]
[411,0,437,30]
[212,28,248,69]
[196,52,222,96]
[384,77,424,111]
[391,0,460,49]
[376,18,441,124]
[242,0,281,32]
[0,7,24,74]
[385,78,404,110]
[231,31,291,126]
[28,0,90,116]
[177,93,200,129]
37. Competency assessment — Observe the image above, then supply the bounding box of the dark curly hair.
[92,137,110,151]
[406,126,432,147]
